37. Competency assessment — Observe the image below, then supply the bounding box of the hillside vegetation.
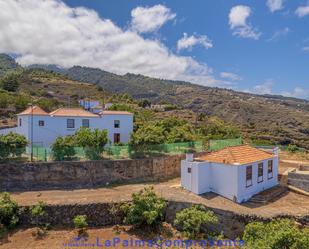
[1,54,309,149]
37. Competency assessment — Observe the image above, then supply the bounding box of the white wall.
[237,156,279,203]
[181,160,238,199]
[208,162,238,201]
[0,127,17,135]
[181,156,278,203]
[6,113,133,147]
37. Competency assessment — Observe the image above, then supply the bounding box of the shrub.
[287,144,299,153]
[173,205,218,239]
[121,187,166,229]
[108,103,133,112]
[0,132,27,160]
[51,136,76,161]
[75,127,109,160]
[243,219,309,249]
[0,192,19,229]
[73,215,88,229]
[0,71,21,92]
[30,201,48,237]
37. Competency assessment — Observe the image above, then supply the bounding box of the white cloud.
[302,46,309,52]
[252,80,274,94]
[244,80,274,95]
[220,72,242,81]
[177,33,213,51]
[267,0,284,12]
[267,27,290,41]
[0,0,227,87]
[296,5,309,17]
[281,87,309,99]
[229,5,261,40]
[130,4,176,33]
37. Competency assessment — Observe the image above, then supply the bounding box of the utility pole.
[29,103,34,162]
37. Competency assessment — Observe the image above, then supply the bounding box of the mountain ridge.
[1,54,309,149]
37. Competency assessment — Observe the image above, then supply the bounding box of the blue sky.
[1,0,309,99]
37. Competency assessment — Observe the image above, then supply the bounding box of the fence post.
[44,149,47,162]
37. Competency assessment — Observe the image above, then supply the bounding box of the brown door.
[114,133,120,143]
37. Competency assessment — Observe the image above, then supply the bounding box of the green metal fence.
[208,138,242,151]
[26,138,244,162]
[30,141,205,161]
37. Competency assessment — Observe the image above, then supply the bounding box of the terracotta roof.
[100,111,133,115]
[196,145,274,165]
[49,108,98,117]
[18,106,49,116]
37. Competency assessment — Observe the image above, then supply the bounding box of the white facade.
[4,107,133,147]
[79,99,100,110]
[181,147,279,203]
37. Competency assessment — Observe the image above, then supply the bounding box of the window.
[19,118,22,127]
[258,163,263,183]
[38,120,45,127]
[114,133,120,143]
[246,165,253,187]
[114,120,120,128]
[67,119,75,129]
[268,160,273,179]
[187,167,191,173]
[82,119,89,128]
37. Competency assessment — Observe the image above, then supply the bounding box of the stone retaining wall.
[18,201,309,239]
[288,169,309,192]
[0,153,205,191]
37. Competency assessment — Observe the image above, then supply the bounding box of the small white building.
[78,99,101,110]
[2,106,133,147]
[181,145,279,203]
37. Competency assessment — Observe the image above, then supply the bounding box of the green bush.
[121,187,166,229]
[51,136,76,161]
[0,192,19,229]
[0,132,28,160]
[73,215,88,229]
[174,205,218,239]
[0,71,21,92]
[108,103,133,112]
[75,127,109,160]
[243,219,309,249]
[287,144,299,153]
[31,201,48,237]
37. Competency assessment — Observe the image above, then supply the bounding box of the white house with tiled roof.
[4,106,133,147]
[181,145,279,203]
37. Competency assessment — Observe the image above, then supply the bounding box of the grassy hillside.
[1,54,309,149]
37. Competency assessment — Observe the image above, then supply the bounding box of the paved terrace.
[10,178,309,218]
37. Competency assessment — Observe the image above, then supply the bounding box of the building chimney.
[186,153,194,162]
[273,147,279,156]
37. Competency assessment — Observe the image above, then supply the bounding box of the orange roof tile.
[196,145,274,165]
[49,108,98,117]
[18,106,49,116]
[100,111,133,115]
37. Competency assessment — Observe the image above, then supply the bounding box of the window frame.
[38,120,45,127]
[19,118,22,127]
[114,120,120,128]
[246,165,253,188]
[82,119,90,128]
[268,160,273,179]
[67,119,75,129]
[257,163,264,183]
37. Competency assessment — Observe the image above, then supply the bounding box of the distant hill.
[1,55,309,149]
[0,54,20,76]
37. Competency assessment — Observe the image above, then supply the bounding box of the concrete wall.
[0,127,17,135]
[3,113,133,147]
[0,154,185,192]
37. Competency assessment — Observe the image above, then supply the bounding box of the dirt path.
[10,178,309,218]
